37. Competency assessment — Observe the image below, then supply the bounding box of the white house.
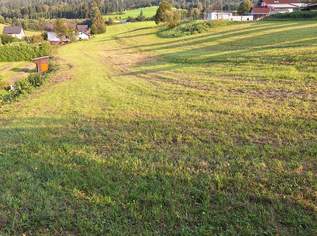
[47,32,70,45]
[3,26,25,39]
[76,25,90,40]
[205,12,254,21]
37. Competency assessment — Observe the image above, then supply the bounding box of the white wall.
[230,15,254,21]
[205,12,254,21]
[77,32,90,40]
[10,30,25,39]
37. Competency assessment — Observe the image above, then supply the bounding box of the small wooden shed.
[32,56,50,73]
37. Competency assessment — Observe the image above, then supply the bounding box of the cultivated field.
[0,21,316,235]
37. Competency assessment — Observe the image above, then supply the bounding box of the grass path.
[0,21,316,235]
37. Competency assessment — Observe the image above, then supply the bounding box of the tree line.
[0,0,247,20]
[0,0,158,19]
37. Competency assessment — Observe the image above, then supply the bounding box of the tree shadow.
[0,115,315,234]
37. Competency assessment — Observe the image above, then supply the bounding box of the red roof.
[262,0,299,4]
[252,7,271,14]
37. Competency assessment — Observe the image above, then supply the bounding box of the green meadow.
[0,61,34,84]
[0,20,316,235]
[104,6,158,20]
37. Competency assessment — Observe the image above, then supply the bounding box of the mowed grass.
[0,61,35,84]
[0,21,316,235]
[104,6,158,20]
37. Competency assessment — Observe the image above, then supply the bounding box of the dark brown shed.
[32,56,50,73]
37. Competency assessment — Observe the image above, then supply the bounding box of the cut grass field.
[0,20,316,235]
[104,6,158,20]
[0,61,35,84]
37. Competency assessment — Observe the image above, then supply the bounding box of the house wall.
[77,32,89,40]
[9,30,25,39]
[205,12,253,21]
[230,15,254,21]
[205,12,233,20]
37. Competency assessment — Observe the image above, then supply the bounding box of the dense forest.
[0,0,158,19]
[0,0,242,19]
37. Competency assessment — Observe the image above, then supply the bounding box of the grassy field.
[0,20,316,235]
[0,62,35,84]
[104,6,158,20]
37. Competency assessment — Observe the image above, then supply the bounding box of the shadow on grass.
[0,115,315,234]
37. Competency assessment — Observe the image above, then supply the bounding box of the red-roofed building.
[252,0,307,19]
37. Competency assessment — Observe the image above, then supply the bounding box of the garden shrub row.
[265,10,317,20]
[158,20,231,38]
[0,73,47,103]
[0,42,51,62]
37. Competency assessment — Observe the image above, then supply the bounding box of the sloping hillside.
[0,21,316,235]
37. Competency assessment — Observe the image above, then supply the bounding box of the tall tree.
[90,0,106,34]
[154,0,172,24]
[237,0,252,15]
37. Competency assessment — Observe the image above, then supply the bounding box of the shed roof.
[76,25,90,35]
[263,0,300,4]
[3,26,23,35]
[252,7,271,14]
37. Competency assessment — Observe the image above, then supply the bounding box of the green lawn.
[0,61,35,84]
[104,6,158,20]
[0,21,316,235]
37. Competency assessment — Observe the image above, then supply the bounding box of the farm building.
[252,7,272,19]
[76,25,91,40]
[252,0,308,18]
[47,32,70,45]
[259,0,306,12]
[205,12,254,21]
[3,26,25,39]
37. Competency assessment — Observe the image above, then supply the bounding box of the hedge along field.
[0,42,51,62]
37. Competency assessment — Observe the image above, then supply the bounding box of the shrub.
[158,21,216,38]
[24,34,44,44]
[1,73,47,102]
[0,34,21,45]
[0,42,51,62]
[27,73,44,87]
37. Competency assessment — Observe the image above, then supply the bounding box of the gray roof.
[76,25,90,34]
[3,26,23,35]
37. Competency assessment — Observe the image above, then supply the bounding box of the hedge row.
[0,42,51,62]
[265,10,317,20]
[0,73,47,102]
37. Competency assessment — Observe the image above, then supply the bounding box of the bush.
[158,21,215,38]
[0,42,51,62]
[24,34,44,44]
[27,73,44,87]
[1,73,47,102]
[0,34,21,45]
